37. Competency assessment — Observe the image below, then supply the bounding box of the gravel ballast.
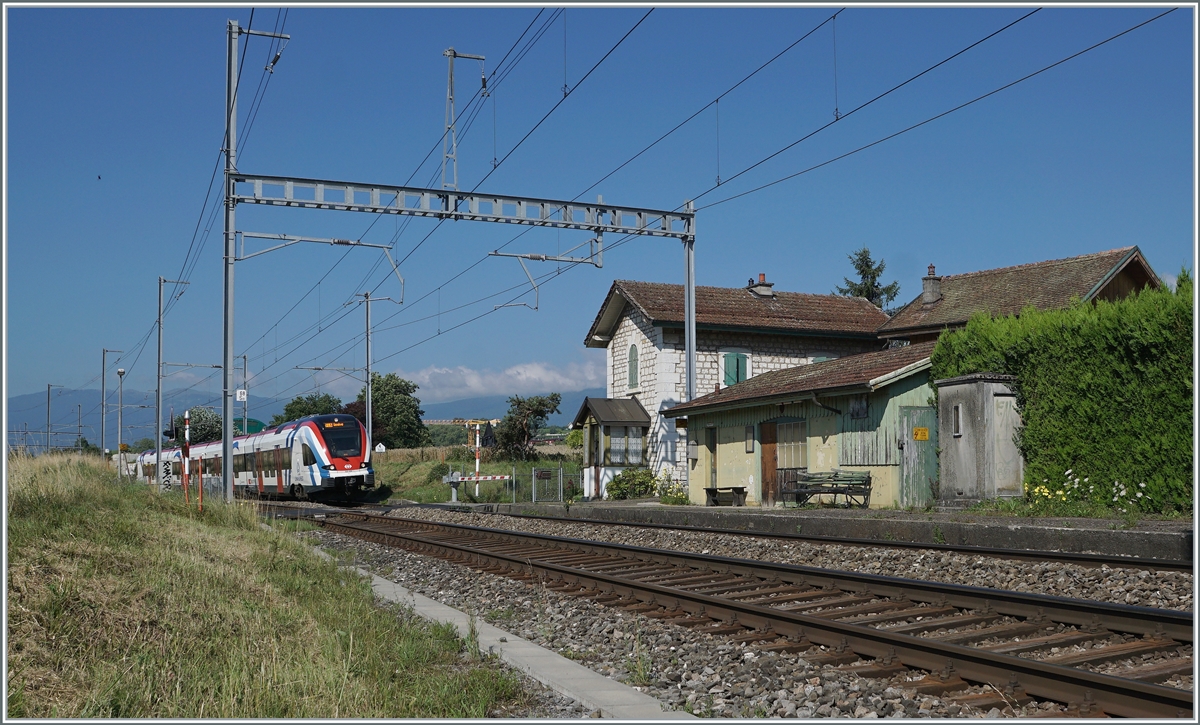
[385,508,1193,611]
[304,528,1127,718]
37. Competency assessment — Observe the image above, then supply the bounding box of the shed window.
[777,421,808,470]
[952,404,962,437]
[628,345,639,389]
[605,425,645,466]
[723,353,748,386]
[849,396,869,419]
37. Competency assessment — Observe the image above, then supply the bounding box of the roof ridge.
[937,247,1135,281]
[616,279,879,304]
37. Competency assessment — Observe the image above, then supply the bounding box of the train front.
[303,414,374,498]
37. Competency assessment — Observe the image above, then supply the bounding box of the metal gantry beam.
[230,173,695,241]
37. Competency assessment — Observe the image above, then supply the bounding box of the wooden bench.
[704,486,748,507]
[779,469,871,508]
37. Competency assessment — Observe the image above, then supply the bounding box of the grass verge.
[6,453,530,718]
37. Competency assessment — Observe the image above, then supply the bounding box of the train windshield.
[317,418,362,458]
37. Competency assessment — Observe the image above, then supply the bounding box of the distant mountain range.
[6,386,607,450]
[420,388,606,426]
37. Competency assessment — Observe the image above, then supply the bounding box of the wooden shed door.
[901,407,937,508]
[760,423,777,506]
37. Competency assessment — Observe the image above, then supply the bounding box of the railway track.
[317,512,1193,718]
[475,508,1193,572]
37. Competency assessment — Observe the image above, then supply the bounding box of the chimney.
[922,263,942,305]
[748,272,775,298]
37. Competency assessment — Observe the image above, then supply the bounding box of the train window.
[321,425,362,458]
[234,454,244,474]
[302,444,316,467]
[280,447,292,469]
[171,461,181,476]
[247,451,257,473]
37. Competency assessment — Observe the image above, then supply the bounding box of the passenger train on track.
[135,413,374,500]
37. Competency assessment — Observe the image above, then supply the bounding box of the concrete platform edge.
[309,546,693,720]
[477,504,1192,562]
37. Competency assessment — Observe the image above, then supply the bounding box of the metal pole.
[101,350,106,454]
[242,354,248,433]
[683,200,696,496]
[117,369,125,479]
[157,276,164,491]
[513,465,516,504]
[77,404,81,452]
[46,384,51,454]
[365,291,372,448]
[531,465,536,504]
[442,50,456,190]
[222,18,239,503]
[474,422,481,497]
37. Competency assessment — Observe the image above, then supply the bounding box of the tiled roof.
[665,341,936,416]
[878,247,1150,336]
[586,280,889,346]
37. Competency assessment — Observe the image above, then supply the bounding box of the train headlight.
[360,462,368,468]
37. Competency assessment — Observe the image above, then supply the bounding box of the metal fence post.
[512,466,516,504]
[531,466,536,504]
[559,466,563,501]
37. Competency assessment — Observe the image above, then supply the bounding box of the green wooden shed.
[663,342,938,508]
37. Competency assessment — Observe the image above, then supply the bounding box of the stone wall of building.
[602,312,884,492]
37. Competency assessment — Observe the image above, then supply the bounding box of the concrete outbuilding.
[935,373,1024,507]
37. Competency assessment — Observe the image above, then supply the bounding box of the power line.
[698,7,1177,211]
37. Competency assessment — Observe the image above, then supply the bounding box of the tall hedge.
[930,272,1193,512]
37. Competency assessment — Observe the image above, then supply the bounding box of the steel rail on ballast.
[317,514,1192,718]
[337,513,1192,641]
[462,507,1193,572]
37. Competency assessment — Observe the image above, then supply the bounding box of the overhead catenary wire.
[698,7,1177,211]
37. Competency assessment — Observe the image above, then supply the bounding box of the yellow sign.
[913,427,929,441]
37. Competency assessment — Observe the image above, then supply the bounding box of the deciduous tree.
[270,392,343,426]
[352,373,430,449]
[494,393,561,460]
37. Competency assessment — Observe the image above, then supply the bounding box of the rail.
[315,513,1193,718]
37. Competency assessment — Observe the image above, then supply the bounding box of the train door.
[274,447,284,494]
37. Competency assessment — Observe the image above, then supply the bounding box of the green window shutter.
[724,353,738,386]
[736,354,747,383]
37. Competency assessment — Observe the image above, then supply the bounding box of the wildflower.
[1136,492,1143,498]
[1064,469,1073,476]
[1139,482,1146,488]
[1083,478,1089,483]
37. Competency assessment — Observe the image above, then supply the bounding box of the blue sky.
[5,6,1195,428]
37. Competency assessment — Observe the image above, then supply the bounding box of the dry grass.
[6,453,530,718]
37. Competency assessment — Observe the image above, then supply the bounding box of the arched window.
[628,344,639,389]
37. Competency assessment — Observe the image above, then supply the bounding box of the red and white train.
[135,413,374,500]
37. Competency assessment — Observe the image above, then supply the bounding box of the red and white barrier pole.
[474,423,481,497]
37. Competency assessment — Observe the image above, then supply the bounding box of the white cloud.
[1161,272,1177,291]
[383,360,604,403]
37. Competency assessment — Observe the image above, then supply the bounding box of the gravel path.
[305,529,1105,718]
[385,508,1193,611]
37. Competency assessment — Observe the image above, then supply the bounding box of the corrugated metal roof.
[570,396,652,429]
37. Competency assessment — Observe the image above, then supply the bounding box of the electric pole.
[157,276,189,491]
[442,48,485,191]
[102,348,122,455]
[46,384,62,454]
[348,291,398,450]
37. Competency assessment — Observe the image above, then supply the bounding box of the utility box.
[934,373,1024,507]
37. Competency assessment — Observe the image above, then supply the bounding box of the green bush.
[605,468,656,500]
[425,463,451,486]
[930,270,1193,513]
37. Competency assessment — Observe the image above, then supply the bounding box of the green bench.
[779,469,872,508]
[704,486,748,507]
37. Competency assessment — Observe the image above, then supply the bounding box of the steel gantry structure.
[221,20,697,503]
